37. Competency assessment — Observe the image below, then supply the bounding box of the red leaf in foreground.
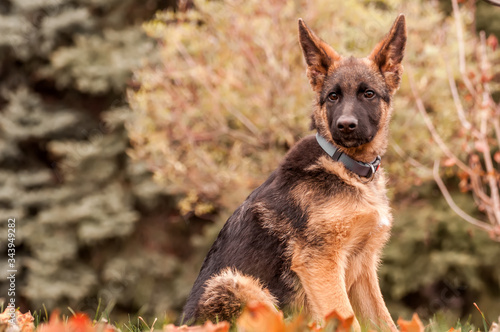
[67,313,95,332]
[487,34,498,51]
[37,311,66,332]
[164,321,230,332]
[237,302,285,332]
[397,313,424,332]
[37,311,116,332]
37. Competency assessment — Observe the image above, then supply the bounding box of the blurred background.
[0,0,499,327]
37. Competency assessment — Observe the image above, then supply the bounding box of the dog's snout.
[336,115,358,133]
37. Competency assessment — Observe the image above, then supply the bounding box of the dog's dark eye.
[364,90,375,99]
[328,92,339,102]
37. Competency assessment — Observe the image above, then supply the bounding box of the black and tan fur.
[182,15,406,331]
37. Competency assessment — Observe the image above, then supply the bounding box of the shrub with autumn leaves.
[410,0,500,241]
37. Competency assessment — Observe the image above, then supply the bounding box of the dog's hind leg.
[196,268,278,323]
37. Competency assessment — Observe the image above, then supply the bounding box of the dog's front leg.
[349,256,397,332]
[291,248,361,331]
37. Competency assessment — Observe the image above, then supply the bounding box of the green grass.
[13,299,499,332]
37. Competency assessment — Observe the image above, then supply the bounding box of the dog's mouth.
[332,134,374,149]
[339,140,364,148]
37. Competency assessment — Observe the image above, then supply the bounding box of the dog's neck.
[312,103,392,164]
[338,128,389,164]
[316,133,381,180]
[315,124,389,164]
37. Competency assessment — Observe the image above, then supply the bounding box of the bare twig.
[493,118,500,148]
[446,60,473,131]
[390,139,432,176]
[478,31,500,226]
[469,172,492,207]
[433,160,494,233]
[451,0,476,96]
[481,0,500,7]
[408,68,473,174]
[417,1,500,240]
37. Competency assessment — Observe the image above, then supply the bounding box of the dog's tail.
[197,267,278,323]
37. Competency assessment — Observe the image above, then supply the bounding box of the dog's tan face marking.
[299,15,406,163]
[320,58,389,150]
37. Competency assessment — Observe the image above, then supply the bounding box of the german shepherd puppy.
[183,15,406,331]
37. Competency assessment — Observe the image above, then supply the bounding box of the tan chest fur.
[289,156,393,316]
[298,155,392,247]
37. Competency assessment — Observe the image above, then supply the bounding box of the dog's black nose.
[336,115,358,133]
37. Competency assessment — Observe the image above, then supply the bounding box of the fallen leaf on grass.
[237,302,285,332]
[397,313,424,332]
[37,311,116,332]
[164,321,229,332]
[237,303,354,332]
[0,308,35,332]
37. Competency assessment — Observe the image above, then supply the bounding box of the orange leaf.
[164,321,230,332]
[494,152,500,164]
[487,34,498,51]
[17,311,35,332]
[68,313,95,332]
[0,308,35,332]
[397,313,424,332]
[470,154,480,164]
[284,314,307,331]
[37,311,116,332]
[37,310,66,332]
[324,310,354,332]
[481,73,493,83]
[237,302,285,332]
[489,225,500,240]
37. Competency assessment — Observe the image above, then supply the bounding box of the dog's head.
[298,15,406,160]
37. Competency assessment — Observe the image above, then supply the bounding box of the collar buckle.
[359,163,376,183]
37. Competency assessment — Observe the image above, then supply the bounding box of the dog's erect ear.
[298,19,341,92]
[369,14,407,93]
